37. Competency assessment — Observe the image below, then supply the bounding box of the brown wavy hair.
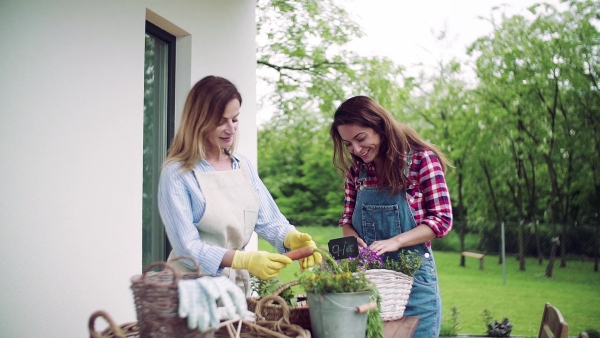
[330,96,450,194]
[164,76,242,171]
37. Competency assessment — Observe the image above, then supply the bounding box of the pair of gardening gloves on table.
[231,230,322,280]
[178,276,249,332]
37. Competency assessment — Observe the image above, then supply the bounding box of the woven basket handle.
[88,310,125,338]
[271,279,300,296]
[225,320,292,338]
[254,294,292,325]
[167,255,202,277]
[141,261,179,286]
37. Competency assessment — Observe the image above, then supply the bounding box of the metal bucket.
[307,291,371,338]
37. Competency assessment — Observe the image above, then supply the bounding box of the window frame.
[143,21,176,266]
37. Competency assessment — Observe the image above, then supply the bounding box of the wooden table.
[383,316,419,338]
[91,314,420,338]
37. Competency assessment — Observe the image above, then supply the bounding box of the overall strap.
[358,163,369,183]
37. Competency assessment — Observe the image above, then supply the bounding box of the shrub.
[482,308,513,337]
[584,328,600,338]
[487,318,513,337]
[440,306,460,336]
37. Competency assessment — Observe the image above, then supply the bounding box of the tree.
[256,0,411,225]
[255,1,600,276]
[468,0,600,276]
[406,56,477,260]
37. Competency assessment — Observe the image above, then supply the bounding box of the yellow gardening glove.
[284,230,322,271]
[231,250,292,280]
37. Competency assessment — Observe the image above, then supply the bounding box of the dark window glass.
[142,22,175,269]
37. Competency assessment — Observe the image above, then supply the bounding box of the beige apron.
[168,160,259,295]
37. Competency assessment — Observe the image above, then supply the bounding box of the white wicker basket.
[365,269,413,321]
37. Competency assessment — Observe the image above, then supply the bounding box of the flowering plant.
[347,247,423,277]
[298,248,372,294]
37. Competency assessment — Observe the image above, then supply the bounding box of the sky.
[341,0,565,75]
[257,0,566,123]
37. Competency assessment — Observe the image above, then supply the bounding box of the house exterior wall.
[0,0,257,336]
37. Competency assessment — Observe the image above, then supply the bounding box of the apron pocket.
[244,209,258,241]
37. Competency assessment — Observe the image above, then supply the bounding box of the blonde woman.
[158,76,321,294]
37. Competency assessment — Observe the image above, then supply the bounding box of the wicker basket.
[90,297,310,338]
[130,258,219,338]
[131,257,311,338]
[246,280,311,330]
[365,269,413,321]
[250,294,311,337]
[89,310,139,338]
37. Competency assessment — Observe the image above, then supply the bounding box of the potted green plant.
[346,247,423,276]
[249,275,295,305]
[299,248,383,338]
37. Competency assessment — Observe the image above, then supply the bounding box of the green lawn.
[259,225,600,337]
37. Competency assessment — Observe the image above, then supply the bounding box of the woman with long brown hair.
[330,95,452,337]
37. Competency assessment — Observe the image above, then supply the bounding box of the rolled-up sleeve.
[417,151,453,238]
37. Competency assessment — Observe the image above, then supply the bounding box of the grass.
[259,225,600,337]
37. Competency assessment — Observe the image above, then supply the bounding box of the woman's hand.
[284,230,322,271]
[369,225,436,255]
[369,237,401,256]
[230,251,292,280]
[341,224,367,248]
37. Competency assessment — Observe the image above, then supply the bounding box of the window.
[142,21,175,269]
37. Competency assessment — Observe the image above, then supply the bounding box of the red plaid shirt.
[339,148,453,247]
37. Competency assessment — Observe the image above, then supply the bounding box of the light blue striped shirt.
[158,153,294,274]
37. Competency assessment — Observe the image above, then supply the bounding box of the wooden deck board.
[383,316,419,338]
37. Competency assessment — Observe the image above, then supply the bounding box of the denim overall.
[352,156,442,337]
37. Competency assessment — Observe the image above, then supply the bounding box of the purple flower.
[356,247,383,270]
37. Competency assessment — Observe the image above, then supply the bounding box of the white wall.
[0,0,256,336]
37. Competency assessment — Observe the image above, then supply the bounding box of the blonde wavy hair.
[164,76,242,171]
[330,95,451,194]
